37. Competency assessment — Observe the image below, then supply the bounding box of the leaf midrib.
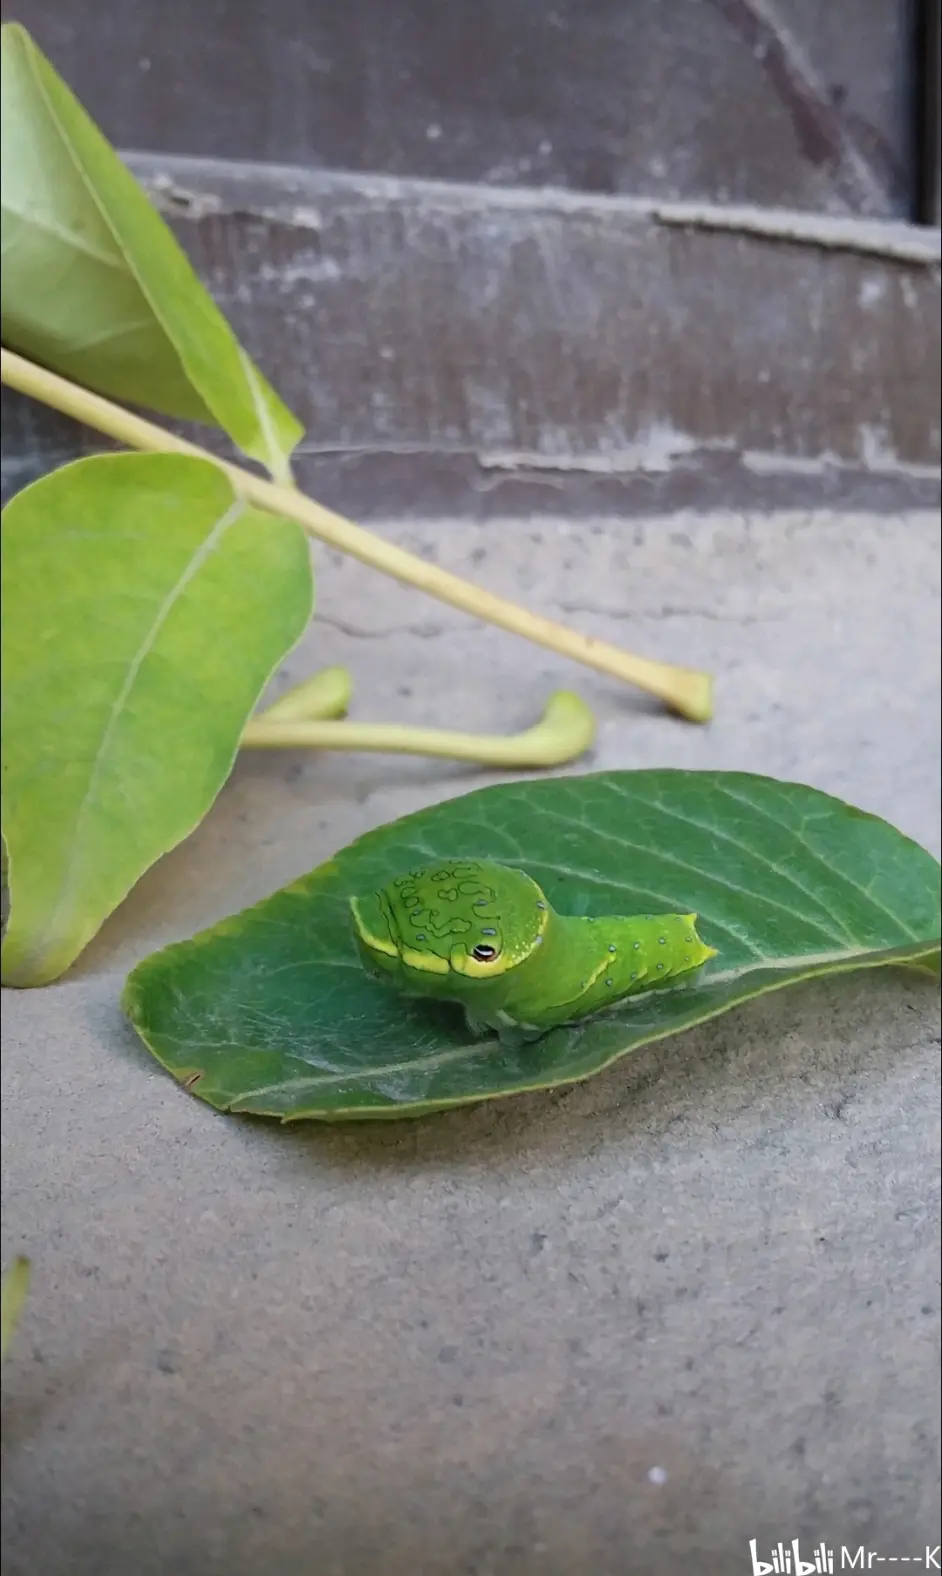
[209,941,937,1105]
[1,198,127,272]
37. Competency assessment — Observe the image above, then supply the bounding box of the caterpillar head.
[349,859,549,983]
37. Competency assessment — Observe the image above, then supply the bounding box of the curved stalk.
[242,689,596,767]
[254,666,353,723]
[2,350,714,722]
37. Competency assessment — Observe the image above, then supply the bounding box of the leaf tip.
[1,1255,32,1362]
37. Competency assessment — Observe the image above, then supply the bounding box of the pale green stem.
[1,350,714,722]
[247,671,591,766]
[243,690,597,767]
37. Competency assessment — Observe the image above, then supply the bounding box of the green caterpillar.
[349,859,717,1043]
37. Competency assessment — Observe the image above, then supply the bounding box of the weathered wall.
[1,0,922,216]
[2,4,938,516]
[3,159,939,518]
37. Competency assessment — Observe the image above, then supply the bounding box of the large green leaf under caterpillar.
[122,772,941,1120]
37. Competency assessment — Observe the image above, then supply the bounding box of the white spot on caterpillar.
[648,1466,668,1486]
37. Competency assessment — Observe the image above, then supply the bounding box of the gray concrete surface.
[2,508,940,1576]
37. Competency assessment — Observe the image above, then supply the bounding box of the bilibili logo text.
[749,1539,941,1573]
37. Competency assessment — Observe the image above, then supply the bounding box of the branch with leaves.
[0,22,709,987]
[1,350,712,725]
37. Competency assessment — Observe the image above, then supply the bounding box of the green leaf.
[1,1257,31,1361]
[1,452,313,987]
[122,771,941,1121]
[0,23,302,478]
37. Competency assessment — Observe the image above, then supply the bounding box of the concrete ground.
[2,508,940,1576]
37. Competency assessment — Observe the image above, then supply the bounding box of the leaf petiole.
[242,689,597,767]
[1,348,714,722]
